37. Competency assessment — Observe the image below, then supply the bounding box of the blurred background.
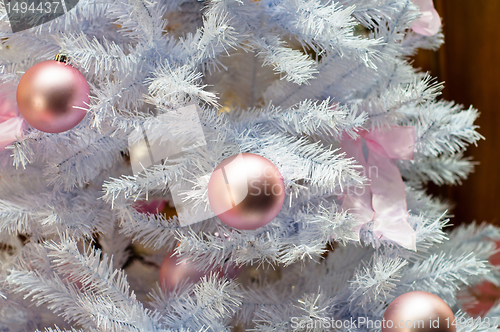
[412,0,500,227]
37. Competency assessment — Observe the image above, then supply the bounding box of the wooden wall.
[412,1,500,225]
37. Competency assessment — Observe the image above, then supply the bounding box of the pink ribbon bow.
[340,126,416,250]
[0,97,25,151]
[411,0,442,36]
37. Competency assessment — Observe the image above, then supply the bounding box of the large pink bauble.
[16,60,89,133]
[208,153,285,230]
[382,291,455,332]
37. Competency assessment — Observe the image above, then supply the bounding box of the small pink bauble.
[159,254,206,291]
[159,253,241,291]
[382,291,456,332]
[16,60,89,133]
[208,153,285,230]
[133,199,168,214]
[59,263,84,290]
[218,263,243,280]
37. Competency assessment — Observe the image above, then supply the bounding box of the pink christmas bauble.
[133,199,168,215]
[159,253,241,291]
[16,60,89,133]
[382,291,455,332]
[159,254,205,291]
[59,263,84,290]
[207,153,285,230]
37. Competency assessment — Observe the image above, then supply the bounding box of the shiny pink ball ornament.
[208,153,285,230]
[16,59,89,133]
[159,252,241,291]
[382,291,456,332]
[159,254,206,291]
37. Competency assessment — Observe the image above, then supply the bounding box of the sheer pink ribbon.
[0,98,25,151]
[411,0,441,36]
[340,127,416,250]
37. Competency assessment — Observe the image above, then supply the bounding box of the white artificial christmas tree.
[1,0,499,331]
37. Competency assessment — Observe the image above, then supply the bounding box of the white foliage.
[0,0,497,330]
[256,36,318,85]
[149,276,242,331]
[264,0,382,66]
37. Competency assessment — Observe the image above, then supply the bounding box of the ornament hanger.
[54,53,68,63]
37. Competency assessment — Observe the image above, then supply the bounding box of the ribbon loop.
[364,127,415,160]
[340,126,416,250]
[0,98,25,150]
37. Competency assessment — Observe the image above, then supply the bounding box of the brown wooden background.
[412,1,500,226]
